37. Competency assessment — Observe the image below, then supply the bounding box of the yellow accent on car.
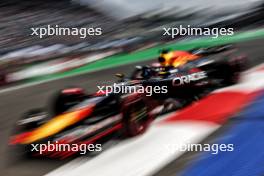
[21,107,93,144]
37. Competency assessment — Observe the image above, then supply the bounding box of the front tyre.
[16,109,47,131]
[53,87,86,115]
[122,95,153,137]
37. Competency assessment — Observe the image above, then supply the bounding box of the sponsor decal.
[172,71,207,86]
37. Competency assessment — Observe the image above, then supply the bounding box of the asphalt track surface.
[0,38,263,176]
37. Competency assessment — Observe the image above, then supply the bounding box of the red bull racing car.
[9,45,246,159]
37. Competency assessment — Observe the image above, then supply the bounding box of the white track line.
[45,122,218,176]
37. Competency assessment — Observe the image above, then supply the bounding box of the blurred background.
[0,1,264,176]
[0,0,263,87]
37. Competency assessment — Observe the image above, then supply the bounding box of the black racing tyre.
[16,109,47,131]
[53,87,86,115]
[221,54,246,85]
[221,61,241,85]
[122,95,153,137]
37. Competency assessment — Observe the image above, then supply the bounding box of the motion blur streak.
[45,64,264,176]
[59,123,122,159]
[0,0,263,175]
[76,0,260,19]
[162,65,264,124]
[45,122,218,176]
[11,105,94,144]
[179,91,264,176]
[162,92,257,124]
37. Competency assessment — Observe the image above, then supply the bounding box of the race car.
[9,87,155,159]
[130,44,246,85]
[9,64,216,159]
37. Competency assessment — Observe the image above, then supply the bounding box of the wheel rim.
[128,106,149,135]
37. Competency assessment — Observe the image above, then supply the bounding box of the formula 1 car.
[9,45,246,159]
[9,87,155,159]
